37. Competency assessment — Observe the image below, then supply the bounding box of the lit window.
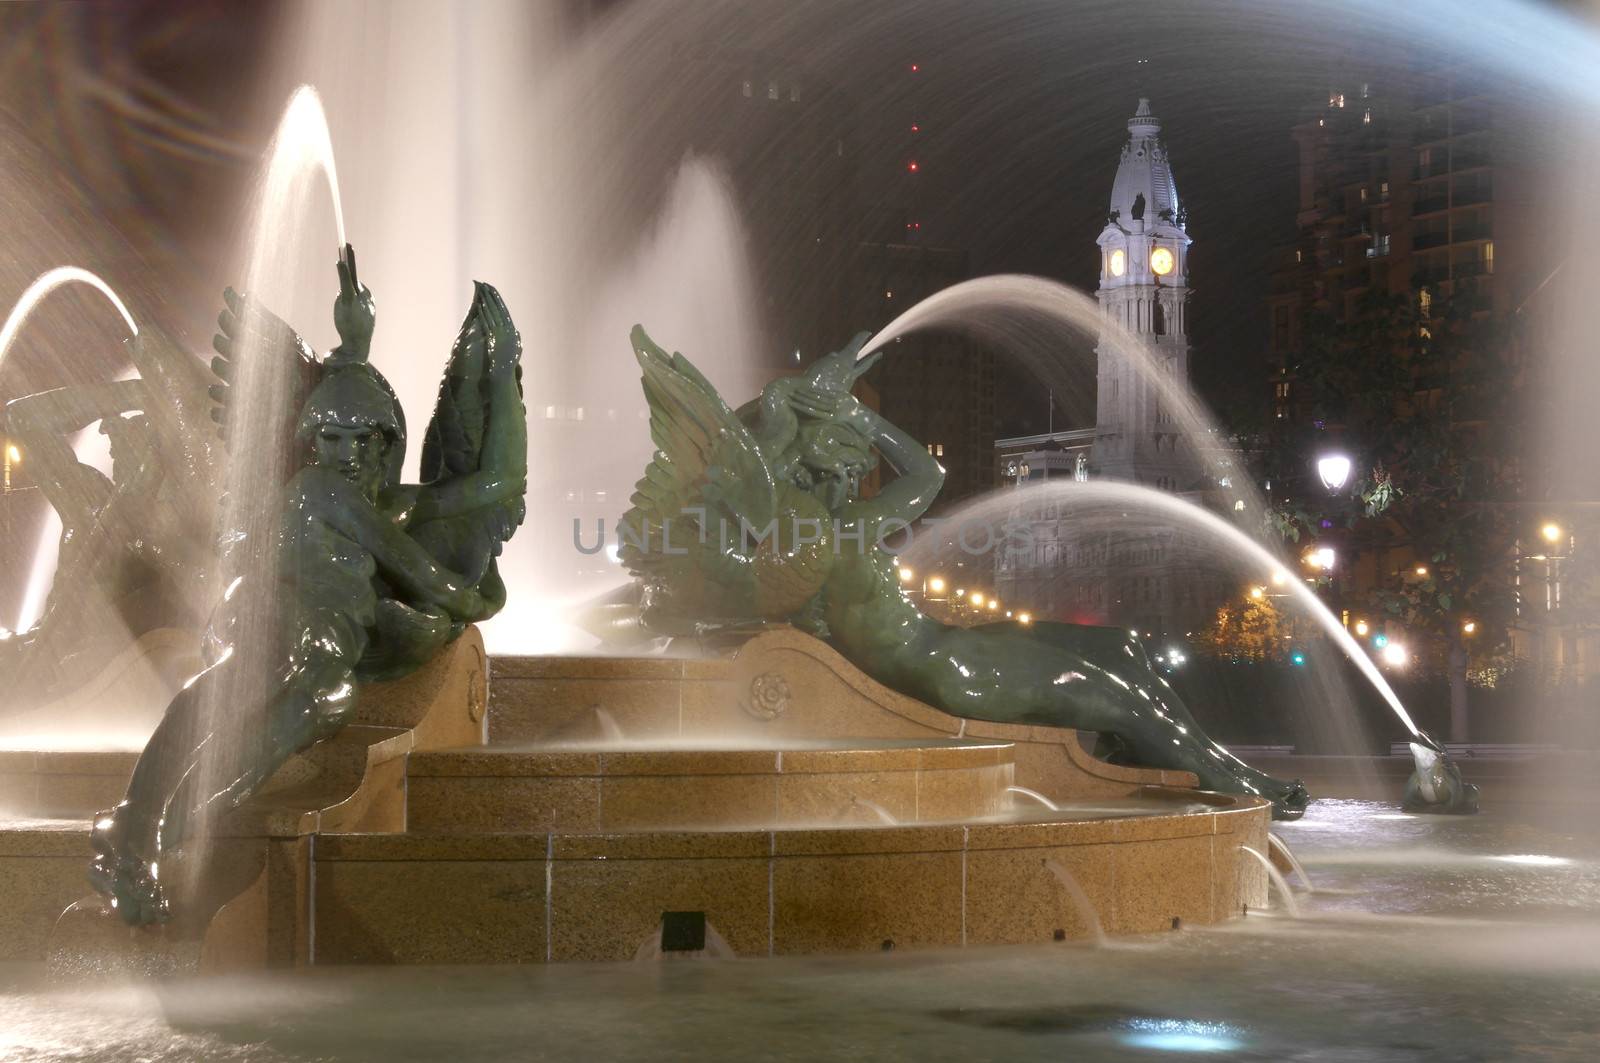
[1419,289,1432,315]
[1360,187,1369,202]
[1329,92,1345,108]
[741,80,752,97]
[1361,82,1371,98]
[1380,181,1390,199]
[1363,108,1372,125]
[1484,241,1494,273]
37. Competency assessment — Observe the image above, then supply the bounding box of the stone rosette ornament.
[743,672,792,720]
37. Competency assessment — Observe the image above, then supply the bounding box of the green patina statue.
[89,248,527,924]
[1,330,221,713]
[1402,740,1480,815]
[621,328,1309,819]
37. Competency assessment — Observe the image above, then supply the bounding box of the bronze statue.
[1,330,220,714]
[620,328,1309,819]
[89,248,527,924]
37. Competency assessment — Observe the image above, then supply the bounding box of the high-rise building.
[853,57,994,507]
[1261,58,1598,681]
[1265,59,1540,418]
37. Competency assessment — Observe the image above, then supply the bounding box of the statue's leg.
[89,628,363,925]
[972,621,1308,819]
[88,670,219,925]
[354,599,455,682]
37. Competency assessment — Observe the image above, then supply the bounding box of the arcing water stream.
[0,268,139,635]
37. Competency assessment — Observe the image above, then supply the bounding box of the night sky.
[0,0,1561,436]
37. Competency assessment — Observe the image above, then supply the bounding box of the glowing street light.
[1414,565,1429,577]
[898,566,914,583]
[1249,586,1266,601]
[1017,612,1031,624]
[1317,453,1353,492]
[927,577,946,594]
[987,599,999,612]
[1541,522,1564,544]
[1354,619,1370,637]
[5,444,18,464]
[1381,642,1409,668]
[1306,546,1336,571]
[970,592,985,606]
[1462,620,1477,635]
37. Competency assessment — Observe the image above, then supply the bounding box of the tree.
[1195,594,1293,662]
[1255,285,1527,741]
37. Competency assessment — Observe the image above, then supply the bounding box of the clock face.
[1109,248,1126,277]
[1150,246,1176,276]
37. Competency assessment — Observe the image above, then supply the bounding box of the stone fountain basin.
[406,736,1016,832]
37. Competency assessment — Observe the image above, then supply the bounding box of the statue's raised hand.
[332,243,376,363]
[475,281,521,377]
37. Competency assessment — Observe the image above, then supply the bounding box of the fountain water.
[1268,833,1316,892]
[1044,858,1107,946]
[0,268,140,635]
[1240,846,1301,919]
[901,479,1425,744]
[847,796,901,826]
[269,2,777,656]
[1007,786,1062,812]
[593,707,626,744]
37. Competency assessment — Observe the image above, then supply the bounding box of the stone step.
[404,738,1015,833]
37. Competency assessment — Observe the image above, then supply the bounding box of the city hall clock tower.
[1090,98,1194,490]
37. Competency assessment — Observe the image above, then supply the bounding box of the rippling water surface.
[4,799,1599,1062]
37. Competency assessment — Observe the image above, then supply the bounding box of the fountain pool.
[2,798,1597,1060]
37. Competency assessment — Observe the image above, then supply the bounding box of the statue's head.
[297,364,403,499]
[777,333,883,509]
[100,413,153,483]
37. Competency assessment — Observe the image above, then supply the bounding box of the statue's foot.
[1263,777,1310,821]
[88,809,171,927]
[1192,759,1310,820]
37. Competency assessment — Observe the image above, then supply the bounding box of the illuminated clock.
[1150,246,1175,276]
[1109,249,1126,277]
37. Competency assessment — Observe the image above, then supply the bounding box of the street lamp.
[1306,546,1336,571]
[1317,453,1353,492]
[898,566,915,583]
[1541,522,1563,545]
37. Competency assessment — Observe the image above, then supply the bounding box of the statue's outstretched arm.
[4,381,149,523]
[294,467,487,619]
[846,403,944,528]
